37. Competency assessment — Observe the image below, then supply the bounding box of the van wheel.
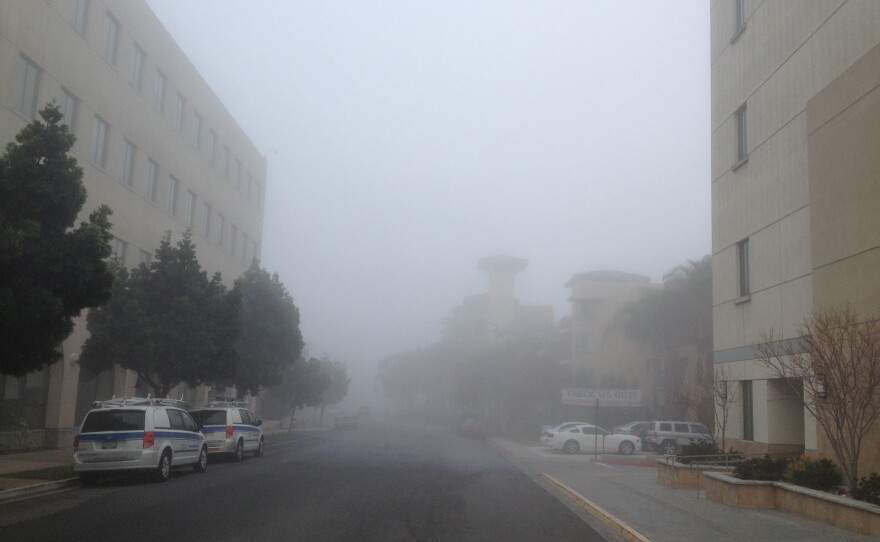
[233,439,244,462]
[193,446,208,473]
[662,440,678,456]
[254,437,264,457]
[154,450,172,482]
[563,440,580,454]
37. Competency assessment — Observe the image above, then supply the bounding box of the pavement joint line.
[540,472,652,542]
[0,478,79,504]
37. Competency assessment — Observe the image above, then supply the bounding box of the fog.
[145,0,710,403]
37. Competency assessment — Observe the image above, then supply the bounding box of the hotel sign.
[562,388,642,407]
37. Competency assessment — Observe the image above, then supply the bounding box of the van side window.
[231,409,243,424]
[153,408,171,429]
[181,412,198,432]
[167,409,185,430]
[674,423,689,432]
[659,423,672,431]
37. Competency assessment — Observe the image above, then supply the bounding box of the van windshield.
[81,410,145,432]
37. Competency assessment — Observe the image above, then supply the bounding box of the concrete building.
[0,0,265,447]
[711,0,880,470]
[566,271,657,420]
[444,256,554,347]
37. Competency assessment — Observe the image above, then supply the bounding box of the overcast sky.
[145,0,710,400]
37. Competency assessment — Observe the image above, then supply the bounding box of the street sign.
[561,388,641,407]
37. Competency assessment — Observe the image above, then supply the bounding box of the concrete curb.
[540,473,652,542]
[0,478,79,504]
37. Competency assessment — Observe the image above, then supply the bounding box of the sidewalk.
[0,448,74,491]
[491,438,874,542]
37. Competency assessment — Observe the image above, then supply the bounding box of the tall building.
[0,0,266,447]
[711,0,880,471]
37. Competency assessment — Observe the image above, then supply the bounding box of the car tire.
[154,450,172,483]
[79,473,99,486]
[661,440,678,456]
[193,446,208,473]
[254,437,264,457]
[563,440,580,455]
[233,439,244,462]
[619,440,635,455]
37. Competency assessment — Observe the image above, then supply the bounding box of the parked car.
[73,397,207,485]
[540,421,590,445]
[334,411,358,430]
[545,423,641,455]
[188,402,264,461]
[643,421,713,455]
[613,420,652,442]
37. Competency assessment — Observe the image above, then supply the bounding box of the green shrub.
[733,455,791,481]
[853,473,880,505]
[784,457,842,491]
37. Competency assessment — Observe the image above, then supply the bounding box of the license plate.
[102,441,117,449]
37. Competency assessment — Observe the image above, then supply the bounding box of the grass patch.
[0,466,75,481]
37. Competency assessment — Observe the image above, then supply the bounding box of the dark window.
[742,381,754,440]
[82,410,145,432]
[167,409,185,430]
[659,422,672,431]
[190,410,226,426]
[691,424,709,434]
[674,423,689,433]
[181,412,198,432]
[738,238,750,296]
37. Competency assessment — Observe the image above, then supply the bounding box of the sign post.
[594,397,599,459]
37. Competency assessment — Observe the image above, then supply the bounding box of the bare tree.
[713,364,739,452]
[756,306,880,489]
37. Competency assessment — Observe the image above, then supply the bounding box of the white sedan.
[545,423,641,455]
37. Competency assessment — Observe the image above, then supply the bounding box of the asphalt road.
[0,422,607,541]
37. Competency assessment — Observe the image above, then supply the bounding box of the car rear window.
[81,410,145,433]
[190,410,226,425]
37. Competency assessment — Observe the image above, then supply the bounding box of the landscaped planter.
[703,471,880,537]
[655,458,735,489]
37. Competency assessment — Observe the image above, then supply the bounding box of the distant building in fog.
[444,256,553,346]
[711,0,880,472]
[0,0,265,447]
[566,271,658,417]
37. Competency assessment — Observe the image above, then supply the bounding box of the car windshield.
[190,410,227,426]
[81,410,145,432]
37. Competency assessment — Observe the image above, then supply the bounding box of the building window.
[146,159,158,202]
[218,214,226,248]
[102,13,119,66]
[69,0,89,36]
[112,237,127,266]
[16,56,41,120]
[208,130,216,163]
[735,103,747,165]
[222,146,230,178]
[185,190,196,227]
[152,71,166,112]
[120,139,136,186]
[90,116,108,168]
[192,113,202,149]
[139,249,152,266]
[130,44,145,90]
[174,93,186,132]
[737,238,750,297]
[201,203,212,238]
[231,224,238,256]
[166,175,179,215]
[59,88,79,132]
[742,380,753,440]
[734,0,747,37]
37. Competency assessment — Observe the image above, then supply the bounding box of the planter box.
[703,471,880,537]
[655,458,734,489]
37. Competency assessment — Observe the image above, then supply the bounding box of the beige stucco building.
[566,271,657,420]
[0,0,265,447]
[712,0,880,470]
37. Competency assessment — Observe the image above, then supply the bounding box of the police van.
[73,396,208,485]
[188,401,264,461]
